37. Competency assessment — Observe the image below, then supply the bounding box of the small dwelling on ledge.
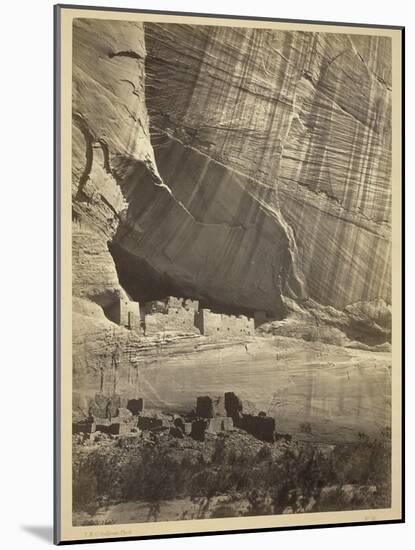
[143,297,200,335]
[108,294,257,337]
[195,309,254,336]
[105,294,141,332]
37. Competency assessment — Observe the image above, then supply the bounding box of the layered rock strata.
[72,18,391,317]
[143,23,391,311]
[71,18,392,430]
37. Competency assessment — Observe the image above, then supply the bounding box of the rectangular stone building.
[144,296,200,335]
[195,309,222,336]
[195,309,254,336]
[106,297,141,331]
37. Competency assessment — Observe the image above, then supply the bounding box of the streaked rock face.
[143,24,392,311]
[71,19,392,433]
[72,19,391,317]
[72,19,158,307]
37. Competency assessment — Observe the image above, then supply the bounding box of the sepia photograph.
[54,5,403,544]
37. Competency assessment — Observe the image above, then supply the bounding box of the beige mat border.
[55,5,403,543]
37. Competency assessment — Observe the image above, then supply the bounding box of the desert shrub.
[211,503,240,518]
[299,422,312,434]
[331,431,391,487]
[263,446,332,513]
[257,445,272,462]
[73,429,391,518]
[245,489,272,516]
[212,437,226,463]
[72,456,98,514]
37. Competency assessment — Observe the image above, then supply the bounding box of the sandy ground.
[73,495,252,526]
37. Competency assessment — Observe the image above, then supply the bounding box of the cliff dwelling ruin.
[65,14,399,531]
[104,293,261,337]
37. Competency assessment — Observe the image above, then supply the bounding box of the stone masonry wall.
[195,309,254,336]
[106,297,141,332]
[143,297,200,335]
[145,308,199,335]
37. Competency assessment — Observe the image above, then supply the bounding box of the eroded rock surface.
[72,19,391,315]
[71,19,392,435]
[143,24,391,311]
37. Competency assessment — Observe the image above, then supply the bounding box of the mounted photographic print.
[54,4,404,544]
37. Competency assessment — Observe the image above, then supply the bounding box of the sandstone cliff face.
[71,19,392,433]
[72,19,391,317]
[72,18,158,308]
[142,24,391,312]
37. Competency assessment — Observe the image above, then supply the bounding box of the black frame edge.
[58,519,404,546]
[53,3,62,546]
[401,25,406,525]
[55,3,404,30]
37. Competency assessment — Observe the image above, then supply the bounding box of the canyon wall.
[72,18,156,308]
[71,18,392,428]
[143,24,391,312]
[72,18,153,410]
[72,18,391,319]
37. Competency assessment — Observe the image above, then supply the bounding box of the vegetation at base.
[73,428,391,521]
